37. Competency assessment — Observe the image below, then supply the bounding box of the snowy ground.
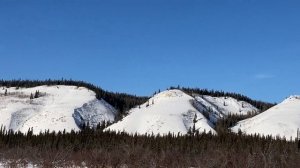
[0,161,37,168]
[0,85,116,134]
[106,89,216,135]
[231,96,300,140]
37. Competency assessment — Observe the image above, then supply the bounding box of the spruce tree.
[34,90,39,98]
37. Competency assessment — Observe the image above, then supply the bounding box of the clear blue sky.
[0,0,299,103]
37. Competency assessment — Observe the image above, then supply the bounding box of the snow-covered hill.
[231,96,300,140]
[194,95,258,123]
[0,85,117,134]
[106,90,216,135]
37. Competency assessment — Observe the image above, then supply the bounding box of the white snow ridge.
[106,89,216,135]
[231,95,300,140]
[0,85,117,134]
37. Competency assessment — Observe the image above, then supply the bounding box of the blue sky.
[0,0,299,103]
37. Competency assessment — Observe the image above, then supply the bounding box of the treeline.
[178,86,275,111]
[0,126,299,167]
[0,79,148,115]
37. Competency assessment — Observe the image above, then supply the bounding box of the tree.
[187,127,192,135]
[34,90,39,98]
[193,114,197,123]
[297,128,300,151]
[192,123,196,134]
[192,114,197,134]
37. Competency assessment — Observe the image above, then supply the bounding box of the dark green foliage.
[0,126,299,167]
[30,93,34,99]
[215,113,258,135]
[34,90,39,98]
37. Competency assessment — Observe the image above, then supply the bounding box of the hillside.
[0,80,274,136]
[0,85,117,134]
[193,95,258,123]
[106,89,216,135]
[231,96,300,140]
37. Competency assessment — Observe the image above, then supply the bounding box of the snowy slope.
[231,96,300,140]
[0,85,117,134]
[202,95,258,115]
[106,90,216,135]
[193,95,258,123]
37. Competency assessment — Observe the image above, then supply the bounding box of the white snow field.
[0,85,117,134]
[106,89,216,135]
[194,95,259,123]
[231,96,300,140]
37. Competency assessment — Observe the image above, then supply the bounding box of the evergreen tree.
[30,93,34,99]
[192,124,196,134]
[193,114,197,123]
[34,90,39,98]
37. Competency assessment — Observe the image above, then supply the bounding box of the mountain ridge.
[0,79,285,137]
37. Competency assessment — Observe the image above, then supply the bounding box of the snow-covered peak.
[106,89,216,135]
[153,89,185,99]
[231,96,300,140]
[282,95,300,103]
[0,85,117,134]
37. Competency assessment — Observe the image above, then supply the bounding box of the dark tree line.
[215,113,259,135]
[0,125,299,167]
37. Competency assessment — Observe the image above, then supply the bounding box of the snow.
[201,95,258,115]
[193,95,258,123]
[231,95,300,140]
[106,89,216,135]
[0,161,37,168]
[0,85,117,134]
